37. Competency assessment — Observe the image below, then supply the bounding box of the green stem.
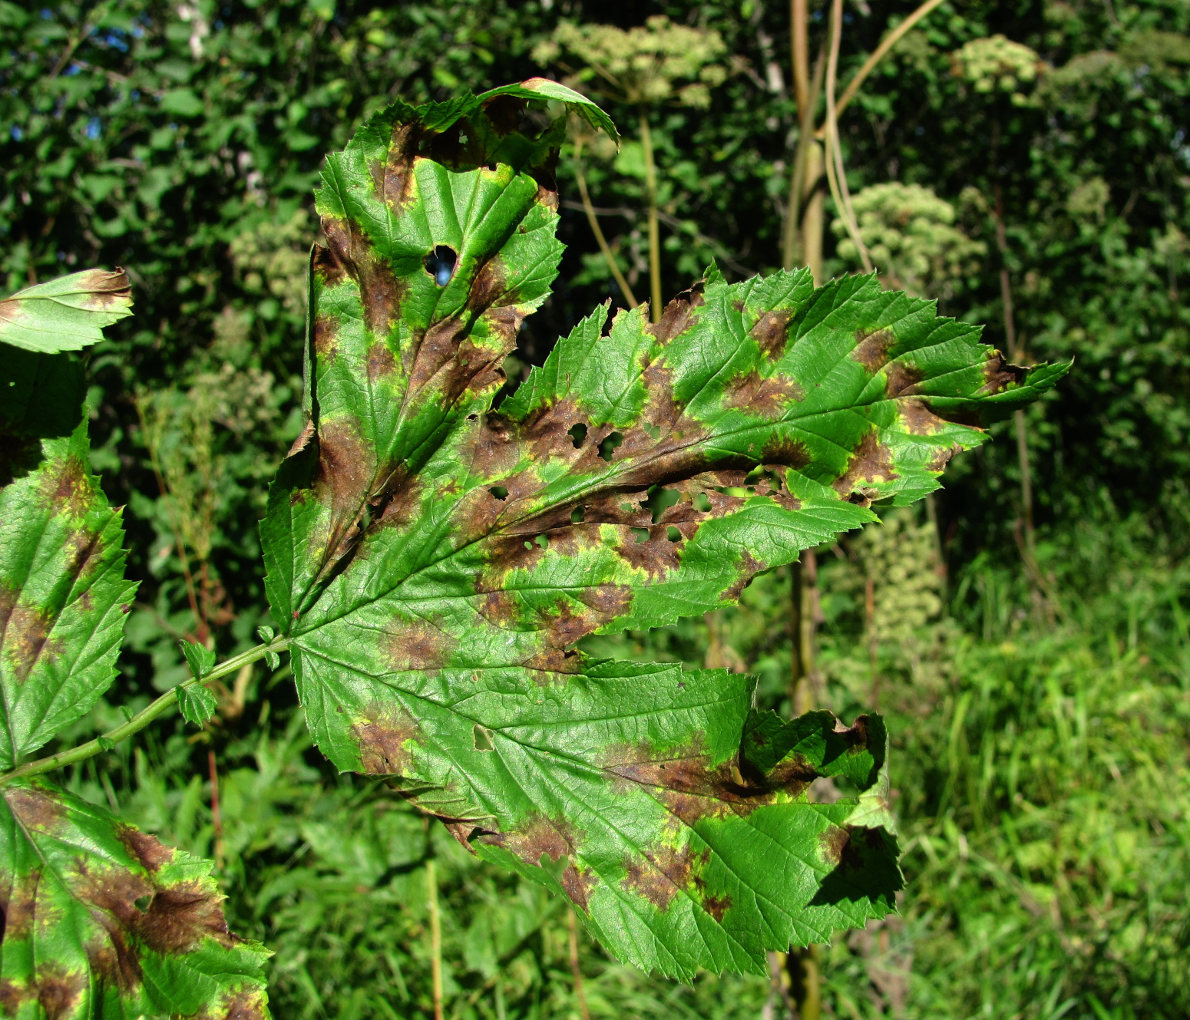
[638,110,663,323]
[573,137,639,309]
[0,639,289,787]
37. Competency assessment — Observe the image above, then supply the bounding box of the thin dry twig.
[824,0,873,274]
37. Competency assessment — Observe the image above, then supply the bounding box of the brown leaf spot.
[852,328,896,371]
[540,585,633,648]
[285,418,316,460]
[615,524,682,580]
[760,435,811,469]
[819,824,850,867]
[606,747,766,827]
[476,587,520,628]
[459,411,524,480]
[898,398,947,436]
[371,463,423,532]
[87,930,142,992]
[719,550,765,603]
[561,862,598,910]
[320,218,404,341]
[375,124,421,210]
[313,415,372,537]
[310,310,340,364]
[469,256,514,314]
[311,241,348,290]
[74,267,132,311]
[704,893,731,921]
[191,987,270,1020]
[36,455,91,520]
[0,599,62,686]
[928,443,963,472]
[408,315,465,392]
[5,785,67,833]
[758,751,818,795]
[482,528,550,576]
[30,964,85,1020]
[0,978,25,1016]
[382,619,453,672]
[481,815,580,887]
[444,334,511,404]
[647,281,705,346]
[516,396,590,466]
[354,708,422,775]
[751,309,795,360]
[884,360,923,398]
[0,865,38,942]
[117,825,176,873]
[75,860,233,957]
[367,338,397,385]
[832,430,898,498]
[980,351,1028,394]
[724,369,804,416]
[622,841,706,912]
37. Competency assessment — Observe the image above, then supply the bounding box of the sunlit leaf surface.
[260,81,1064,976]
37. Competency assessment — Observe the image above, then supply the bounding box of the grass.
[61,510,1189,1018]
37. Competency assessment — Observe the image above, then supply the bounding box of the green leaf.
[0,780,270,1018]
[477,78,620,145]
[260,88,1065,976]
[257,626,281,670]
[180,639,217,680]
[159,87,205,118]
[0,359,137,770]
[0,269,132,354]
[176,683,218,728]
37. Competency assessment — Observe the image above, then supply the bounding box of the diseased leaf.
[0,780,270,1019]
[260,84,1065,976]
[0,269,132,354]
[0,354,137,770]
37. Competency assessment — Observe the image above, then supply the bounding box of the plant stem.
[134,395,207,643]
[824,0,872,273]
[638,110,663,323]
[0,639,288,786]
[567,911,591,1020]
[573,138,639,308]
[991,151,1036,562]
[828,0,948,131]
[427,856,445,1020]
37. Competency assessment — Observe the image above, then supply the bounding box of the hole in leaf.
[134,895,152,911]
[597,431,623,462]
[570,506,585,524]
[694,492,712,512]
[644,485,681,524]
[568,423,588,448]
[473,724,494,751]
[630,526,650,544]
[620,502,634,513]
[523,540,533,550]
[424,245,457,287]
[666,525,682,543]
[643,421,661,440]
[489,485,508,501]
[534,533,549,549]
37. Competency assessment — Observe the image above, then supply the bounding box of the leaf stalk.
[0,639,289,786]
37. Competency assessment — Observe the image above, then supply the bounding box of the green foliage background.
[2,0,1186,1016]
